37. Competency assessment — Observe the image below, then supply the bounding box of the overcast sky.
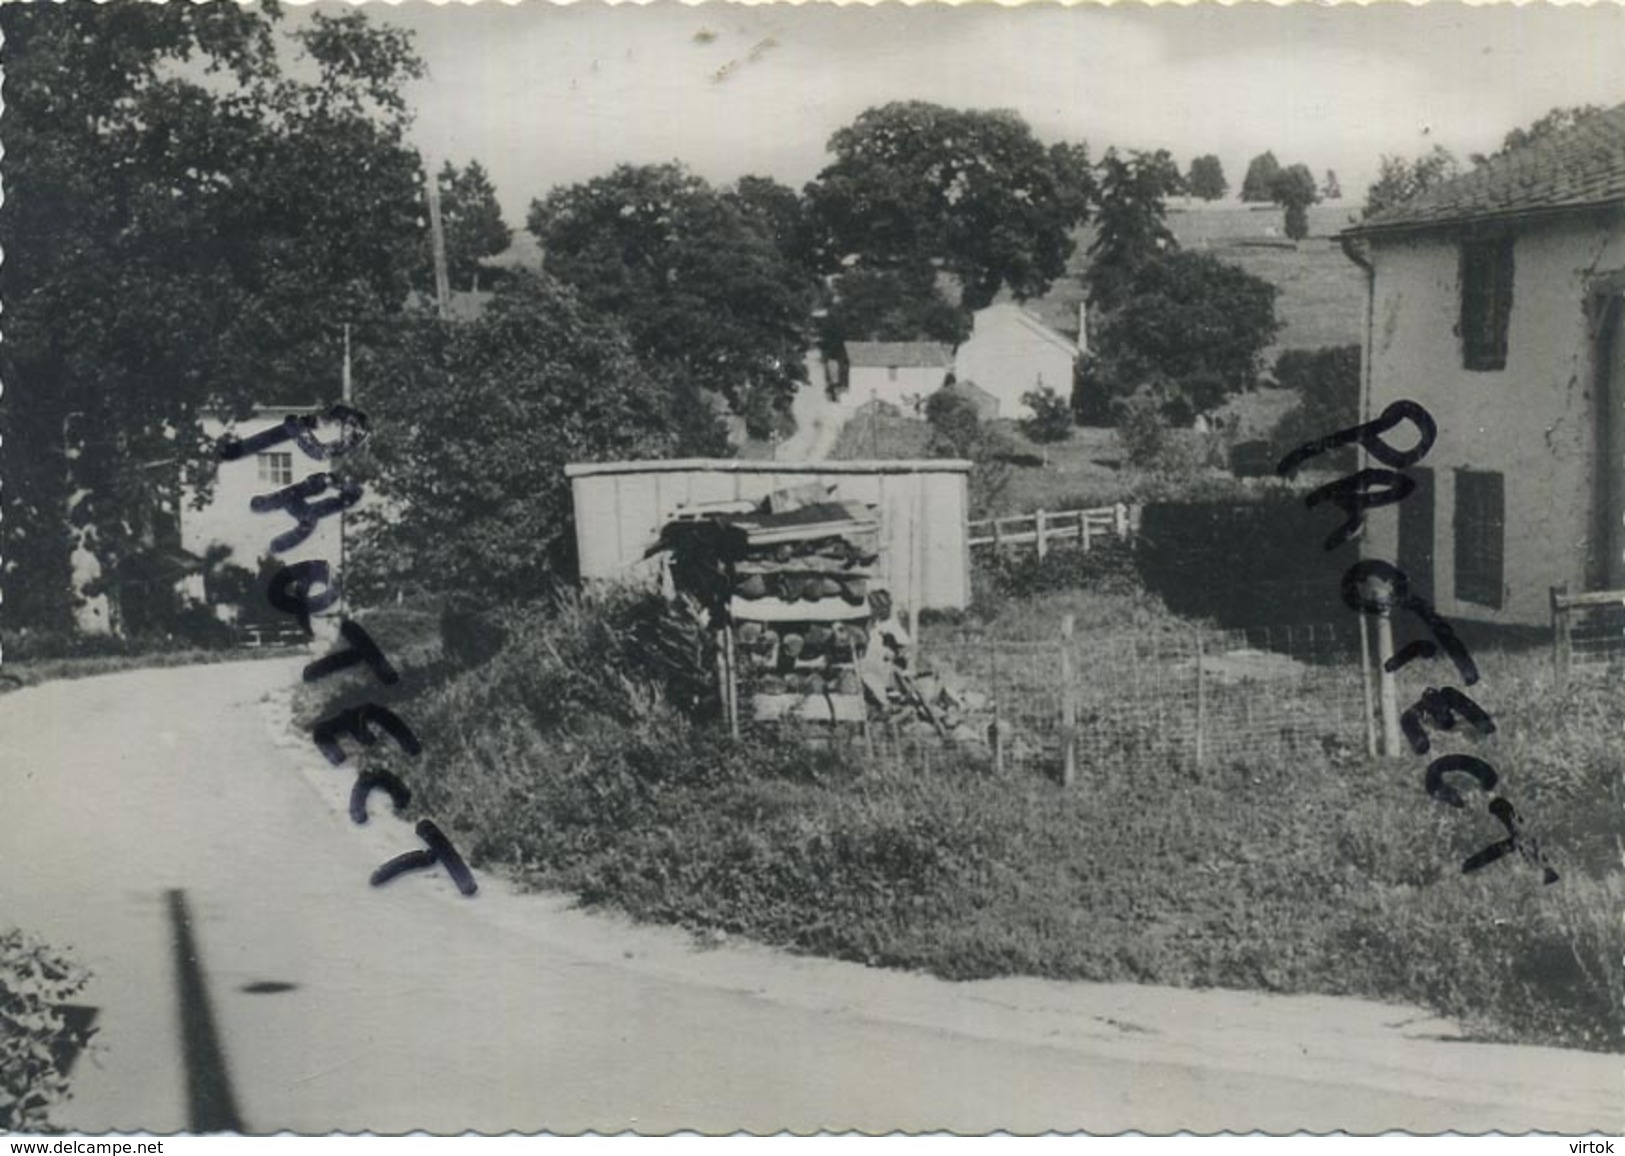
[364,1,1625,228]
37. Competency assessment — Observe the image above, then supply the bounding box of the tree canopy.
[423,160,511,293]
[0,3,428,633]
[806,102,1092,310]
[528,163,818,438]
[816,264,971,369]
[1084,148,1182,312]
[1187,155,1228,201]
[1239,151,1282,202]
[1268,163,1320,241]
[1362,145,1461,218]
[356,275,709,604]
[1083,250,1280,425]
[1484,104,1607,160]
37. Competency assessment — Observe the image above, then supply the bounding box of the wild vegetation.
[302,579,1623,1055]
[1,930,97,1131]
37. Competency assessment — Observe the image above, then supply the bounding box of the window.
[257,451,294,487]
[1454,470,1504,608]
[1460,235,1514,371]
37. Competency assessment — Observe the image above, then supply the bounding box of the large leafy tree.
[1239,150,1282,202]
[1187,155,1229,201]
[423,160,511,293]
[0,4,428,633]
[1269,163,1320,241]
[527,163,817,438]
[1084,251,1280,426]
[1363,145,1461,218]
[807,102,1092,310]
[354,274,705,603]
[1084,148,1182,313]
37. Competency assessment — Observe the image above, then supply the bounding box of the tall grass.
[302,590,1623,1053]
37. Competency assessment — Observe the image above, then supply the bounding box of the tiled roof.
[844,341,954,369]
[1351,102,1625,234]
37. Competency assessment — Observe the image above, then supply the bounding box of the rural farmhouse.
[954,302,1083,420]
[842,341,954,414]
[1344,102,1625,628]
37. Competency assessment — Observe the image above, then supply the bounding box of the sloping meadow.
[298,594,1623,1054]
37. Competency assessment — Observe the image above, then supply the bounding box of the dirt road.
[2,661,1617,1134]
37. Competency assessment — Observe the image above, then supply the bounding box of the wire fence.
[884,621,1371,779]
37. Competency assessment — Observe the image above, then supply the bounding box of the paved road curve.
[2,661,1618,1134]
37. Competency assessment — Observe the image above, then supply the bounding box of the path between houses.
[2,659,1618,1134]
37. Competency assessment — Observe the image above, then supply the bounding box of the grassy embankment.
[0,638,301,695]
[302,587,1623,1055]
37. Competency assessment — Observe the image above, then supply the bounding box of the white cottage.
[954,302,1081,421]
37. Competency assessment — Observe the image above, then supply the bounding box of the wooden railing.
[968,503,1132,558]
[1549,584,1625,684]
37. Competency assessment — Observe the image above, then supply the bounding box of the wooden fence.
[968,504,1132,558]
[1550,584,1625,684]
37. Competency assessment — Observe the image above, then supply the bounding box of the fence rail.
[1550,583,1625,682]
[968,503,1131,558]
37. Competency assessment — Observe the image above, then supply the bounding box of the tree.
[528,163,819,438]
[357,275,714,602]
[1267,345,1362,470]
[0,4,428,635]
[1084,148,1182,312]
[1084,250,1280,425]
[1363,146,1461,218]
[423,160,510,293]
[1020,386,1075,449]
[725,175,819,281]
[1240,151,1282,202]
[807,102,1091,309]
[1187,154,1229,201]
[1482,104,1607,161]
[1322,169,1342,201]
[1268,163,1320,241]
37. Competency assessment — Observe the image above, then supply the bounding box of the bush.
[1267,344,1362,471]
[1019,386,1074,445]
[1,930,96,1131]
[979,539,1140,600]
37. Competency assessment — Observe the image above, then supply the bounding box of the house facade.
[954,302,1081,420]
[843,342,954,415]
[1345,103,1625,628]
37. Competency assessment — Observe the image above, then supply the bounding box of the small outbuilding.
[565,458,974,615]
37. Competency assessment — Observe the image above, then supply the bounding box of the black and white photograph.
[2,0,1623,1137]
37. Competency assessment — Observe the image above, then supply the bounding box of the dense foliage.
[356,275,719,606]
[808,102,1093,310]
[1268,163,1320,241]
[1019,387,1075,446]
[1086,251,1281,425]
[1,930,96,1131]
[817,265,973,368]
[1363,146,1461,218]
[1084,148,1182,313]
[0,4,427,634]
[1239,150,1282,202]
[528,163,818,438]
[1185,154,1228,201]
[421,160,511,293]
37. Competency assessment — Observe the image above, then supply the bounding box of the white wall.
[955,304,1076,421]
[1363,211,1625,626]
[847,365,949,417]
[568,459,974,612]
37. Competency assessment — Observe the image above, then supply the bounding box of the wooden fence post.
[1193,628,1206,770]
[1549,585,1571,688]
[1081,513,1092,553]
[1374,606,1401,757]
[1115,502,1130,538]
[993,518,1004,556]
[1061,614,1077,787]
[1358,614,1378,757]
[992,640,1006,775]
[1035,509,1048,559]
